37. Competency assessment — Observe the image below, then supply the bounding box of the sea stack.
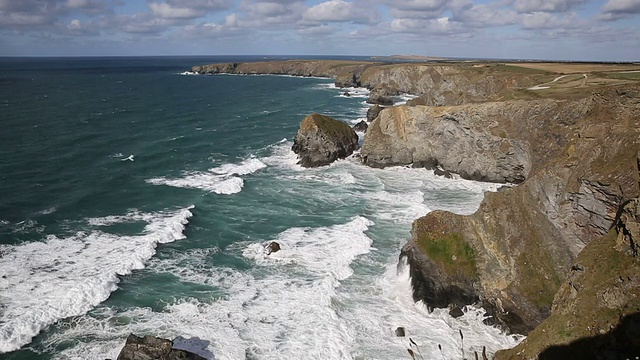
[292,113,359,167]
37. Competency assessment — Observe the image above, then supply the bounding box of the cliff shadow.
[539,312,640,360]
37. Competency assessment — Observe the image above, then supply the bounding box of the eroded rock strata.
[399,88,640,336]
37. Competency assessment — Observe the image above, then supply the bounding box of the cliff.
[190,59,640,355]
[192,61,544,106]
[394,87,640,337]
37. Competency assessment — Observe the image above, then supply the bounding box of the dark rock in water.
[367,94,394,106]
[353,120,368,132]
[395,327,406,337]
[343,91,351,97]
[292,113,359,167]
[449,305,464,318]
[116,334,206,360]
[366,104,383,122]
[434,168,453,179]
[266,241,280,255]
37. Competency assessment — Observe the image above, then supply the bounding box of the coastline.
[188,59,640,358]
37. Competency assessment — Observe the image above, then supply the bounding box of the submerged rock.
[292,113,359,167]
[116,334,206,360]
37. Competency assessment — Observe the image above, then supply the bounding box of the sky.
[0,0,639,60]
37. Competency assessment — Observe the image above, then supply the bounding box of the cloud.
[522,12,582,29]
[302,0,377,24]
[149,3,205,18]
[148,0,232,19]
[600,0,640,20]
[381,0,448,12]
[512,0,586,13]
[452,3,520,27]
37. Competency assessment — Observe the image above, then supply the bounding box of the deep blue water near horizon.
[0,56,521,359]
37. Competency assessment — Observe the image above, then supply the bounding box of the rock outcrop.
[116,334,206,360]
[398,87,640,334]
[495,198,640,359]
[292,113,359,167]
[366,104,383,122]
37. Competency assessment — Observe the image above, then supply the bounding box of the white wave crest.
[147,158,266,194]
[0,206,194,353]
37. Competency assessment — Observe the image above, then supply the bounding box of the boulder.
[366,93,394,106]
[116,334,206,360]
[366,105,383,122]
[353,120,368,132]
[266,241,280,255]
[292,113,359,167]
[343,91,351,97]
[395,327,406,337]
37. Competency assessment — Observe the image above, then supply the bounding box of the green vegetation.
[305,113,354,137]
[599,71,640,81]
[416,232,477,277]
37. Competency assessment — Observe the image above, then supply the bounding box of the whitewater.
[0,57,522,360]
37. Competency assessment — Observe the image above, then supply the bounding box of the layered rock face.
[496,197,640,359]
[397,88,640,334]
[292,113,359,167]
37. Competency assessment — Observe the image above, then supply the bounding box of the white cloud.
[522,11,582,29]
[382,0,448,11]
[453,3,520,26]
[302,0,377,23]
[603,0,640,12]
[149,2,205,18]
[601,0,640,20]
[512,0,586,13]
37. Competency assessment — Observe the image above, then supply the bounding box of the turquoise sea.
[0,56,521,359]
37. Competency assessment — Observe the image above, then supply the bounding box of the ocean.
[0,56,522,359]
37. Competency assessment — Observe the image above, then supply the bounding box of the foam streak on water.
[147,158,266,194]
[0,206,194,353]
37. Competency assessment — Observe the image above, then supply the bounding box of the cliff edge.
[397,87,640,338]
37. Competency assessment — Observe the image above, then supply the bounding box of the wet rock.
[448,305,464,318]
[353,120,368,132]
[343,91,351,97]
[395,327,406,337]
[434,168,453,179]
[116,334,206,360]
[266,241,281,255]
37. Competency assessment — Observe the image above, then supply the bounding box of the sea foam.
[0,206,194,353]
[147,158,266,194]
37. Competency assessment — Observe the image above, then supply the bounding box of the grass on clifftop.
[417,232,478,277]
[302,113,354,137]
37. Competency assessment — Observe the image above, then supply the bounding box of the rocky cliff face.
[358,64,540,105]
[192,61,542,106]
[396,88,640,335]
[495,197,640,359]
[292,113,359,167]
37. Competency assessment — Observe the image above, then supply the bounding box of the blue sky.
[0,0,639,60]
